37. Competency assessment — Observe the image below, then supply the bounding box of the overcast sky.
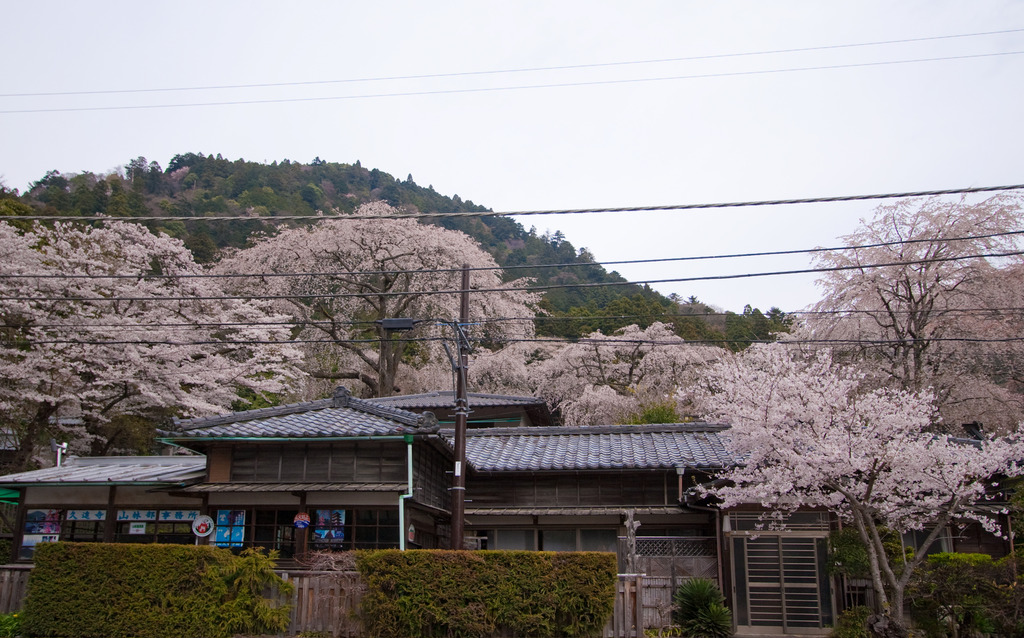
[2,2,1022,313]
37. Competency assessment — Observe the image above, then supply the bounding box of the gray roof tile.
[444,423,734,472]
[168,387,438,440]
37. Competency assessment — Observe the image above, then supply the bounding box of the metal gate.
[731,534,834,635]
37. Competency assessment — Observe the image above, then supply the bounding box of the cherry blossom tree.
[0,220,303,469]
[532,322,723,425]
[805,194,1024,431]
[216,202,538,398]
[697,344,1024,636]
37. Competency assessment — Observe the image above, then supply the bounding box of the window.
[310,508,400,551]
[62,520,104,542]
[116,509,200,544]
[903,528,952,556]
[480,528,618,552]
[540,530,576,552]
[490,529,536,550]
[209,507,400,555]
[253,509,298,558]
[230,443,407,483]
[60,509,107,543]
[580,528,618,552]
[19,509,61,560]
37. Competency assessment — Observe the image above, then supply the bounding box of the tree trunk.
[11,402,58,472]
[867,612,909,638]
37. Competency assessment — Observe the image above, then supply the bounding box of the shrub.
[357,549,616,638]
[829,606,870,638]
[908,552,1000,638]
[672,578,732,638]
[20,542,291,638]
[0,612,20,638]
[215,547,293,636]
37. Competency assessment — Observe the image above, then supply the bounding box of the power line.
[16,335,1024,348]
[4,27,1020,99]
[10,184,1024,223]
[2,227,1021,281]
[3,50,1023,115]
[11,306,1024,333]
[4,249,1022,303]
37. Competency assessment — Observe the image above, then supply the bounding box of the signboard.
[21,534,59,548]
[117,509,157,521]
[128,522,148,535]
[159,510,199,522]
[65,509,106,522]
[293,512,310,529]
[191,515,215,537]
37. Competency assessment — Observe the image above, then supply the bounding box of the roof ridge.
[171,386,438,433]
[346,395,439,431]
[172,398,334,430]
[372,391,444,401]
[370,391,543,404]
[441,423,728,437]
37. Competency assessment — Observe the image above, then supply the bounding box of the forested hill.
[2,153,789,346]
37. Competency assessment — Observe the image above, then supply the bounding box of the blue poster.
[214,510,245,547]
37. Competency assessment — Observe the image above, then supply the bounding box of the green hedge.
[908,552,1024,638]
[20,543,291,638]
[357,550,617,638]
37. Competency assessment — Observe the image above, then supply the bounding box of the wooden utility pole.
[450,264,470,549]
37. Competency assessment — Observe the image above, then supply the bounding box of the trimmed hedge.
[20,542,291,638]
[906,552,1024,638]
[356,550,617,638]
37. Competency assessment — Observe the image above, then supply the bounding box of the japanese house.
[0,386,1010,635]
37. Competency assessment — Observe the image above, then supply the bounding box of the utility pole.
[450,264,470,549]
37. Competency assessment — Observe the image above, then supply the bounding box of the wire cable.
[7,304,1024,334]
[3,50,1024,115]
[10,183,1024,223]
[5,27,1022,99]
[4,28,1019,99]
[4,249,1021,303]
[16,335,1024,347]
[2,227,1021,281]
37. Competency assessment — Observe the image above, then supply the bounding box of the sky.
[2,2,1023,313]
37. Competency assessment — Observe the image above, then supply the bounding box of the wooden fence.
[0,565,29,614]
[278,570,364,638]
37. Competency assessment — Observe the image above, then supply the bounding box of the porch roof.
[467,506,684,516]
[449,423,734,472]
[182,482,408,493]
[0,455,206,487]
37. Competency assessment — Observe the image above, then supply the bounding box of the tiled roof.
[467,506,684,516]
[447,423,734,472]
[369,391,546,409]
[167,387,438,440]
[183,482,408,493]
[0,455,206,486]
